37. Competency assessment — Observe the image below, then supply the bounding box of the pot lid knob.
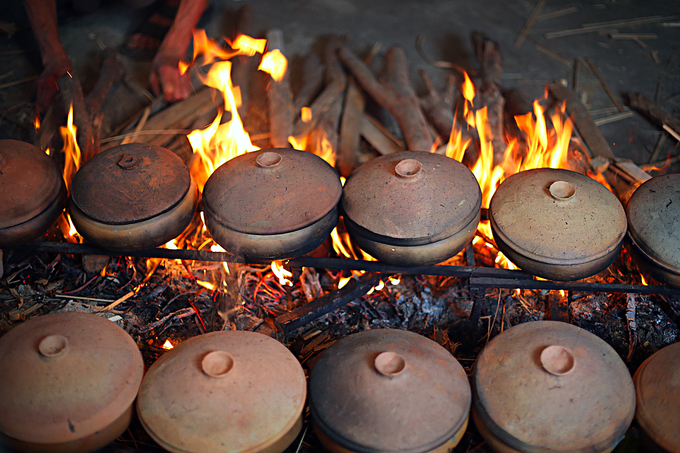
[540,345,575,376]
[256,151,282,168]
[374,351,406,377]
[38,334,69,360]
[201,350,234,378]
[117,153,141,170]
[549,180,576,201]
[395,159,422,180]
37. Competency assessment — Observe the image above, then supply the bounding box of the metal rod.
[470,277,679,296]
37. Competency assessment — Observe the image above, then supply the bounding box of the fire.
[60,104,81,193]
[161,339,174,350]
[259,49,288,82]
[272,261,294,287]
[289,129,336,167]
[445,73,577,269]
[301,106,312,123]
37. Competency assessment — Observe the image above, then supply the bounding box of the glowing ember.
[162,340,174,350]
[259,49,288,82]
[388,276,401,286]
[271,261,293,287]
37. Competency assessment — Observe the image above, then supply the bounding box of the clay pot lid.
[627,174,680,274]
[202,149,342,235]
[70,143,191,224]
[473,321,635,453]
[341,151,481,244]
[137,330,306,453]
[489,168,626,265]
[0,312,144,445]
[309,329,471,453]
[633,342,680,451]
[0,139,63,229]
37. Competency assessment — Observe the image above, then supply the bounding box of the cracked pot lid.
[473,321,635,453]
[0,312,144,445]
[633,341,680,452]
[489,168,626,265]
[0,139,63,229]
[341,151,481,244]
[70,143,191,224]
[137,330,306,453]
[202,149,342,235]
[309,329,471,453]
[627,173,680,274]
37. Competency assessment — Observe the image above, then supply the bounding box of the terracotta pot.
[633,342,680,452]
[0,140,66,246]
[68,143,198,251]
[136,330,306,453]
[309,329,471,453]
[202,149,342,260]
[489,168,626,280]
[626,174,680,287]
[0,312,144,453]
[341,151,482,266]
[472,321,635,453]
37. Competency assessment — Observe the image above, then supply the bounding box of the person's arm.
[150,0,208,101]
[23,0,73,112]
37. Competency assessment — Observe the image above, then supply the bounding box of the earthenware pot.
[472,320,635,453]
[68,143,198,251]
[309,329,471,453]
[0,312,144,453]
[136,330,306,453]
[202,149,342,260]
[489,168,626,280]
[341,151,482,266]
[633,341,680,452]
[0,139,66,246]
[626,173,680,287]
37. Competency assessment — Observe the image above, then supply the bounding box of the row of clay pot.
[2,139,679,286]
[0,312,678,453]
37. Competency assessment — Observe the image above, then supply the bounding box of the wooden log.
[292,52,324,116]
[360,112,405,155]
[230,4,258,119]
[266,29,294,148]
[418,69,456,139]
[514,0,546,48]
[471,31,505,164]
[627,91,680,136]
[339,45,433,151]
[337,74,365,177]
[548,82,616,159]
[86,49,125,115]
[584,58,625,113]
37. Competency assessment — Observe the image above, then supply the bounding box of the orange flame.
[162,339,174,350]
[289,129,336,167]
[272,261,293,286]
[60,104,81,193]
[259,49,288,81]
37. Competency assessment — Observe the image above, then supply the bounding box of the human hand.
[36,58,72,114]
[149,53,193,102]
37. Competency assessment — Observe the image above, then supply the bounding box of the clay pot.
[202,149,342,260]
[341,151,482,266]
[0,312,144,453]
[489,168,626,280]
[309,329,471,453]
[0,140,66,246]
[68,143,198,251]
[136,330,306,453]
[626,174,680,287]
[472,321,635,453]
[633,342,680,452]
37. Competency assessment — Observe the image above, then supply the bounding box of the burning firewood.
[266,29,294,148]
[338,45,434,152]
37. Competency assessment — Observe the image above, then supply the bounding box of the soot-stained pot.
[202,149,342,260]
[489,168,626,281]
[633,342,680,452]
[0,312,144,453]
[341,151,482,266]
[136,330,306,453]
[626,174,680,287]
[0,139,66,246]
[309,329,471,453]
[472,321,635,453]
[68,143,198,251]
